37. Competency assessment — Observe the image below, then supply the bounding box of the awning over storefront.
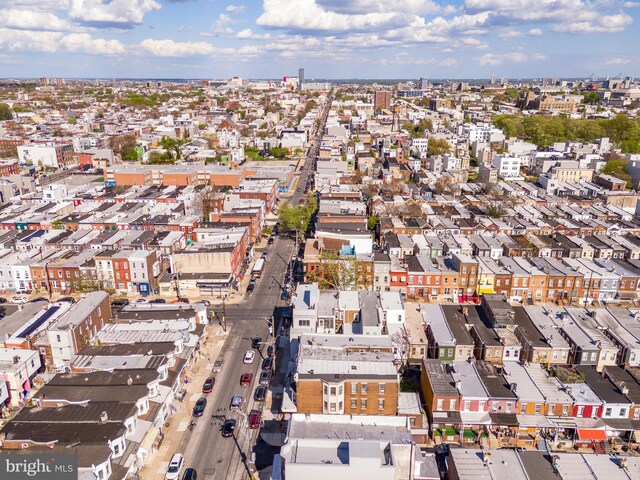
[576,429,607,441]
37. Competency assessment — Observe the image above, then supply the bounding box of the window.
[56,335,61,343]
[361,399,367,410]
[449,399,456,410]
[324,401,328,411]
[378,399,384,410]
[361,383,367,395]
[379,384,385,394]
[620,408,627,417]
[577,406,584,416]
[605,407,612,416]
[436,399,444,411]
[339,385,343,395]
[520,403,527,414]
[298,319,310,327]
[506,402,513,413]
[330,387,336,395]
[535,404,542,414]
[324,385,328,395]
[351,399,357,409]
[351,383,357,395]
[464,400,471,411]
[330,403,336,412]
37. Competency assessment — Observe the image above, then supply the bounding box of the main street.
[178,92,332,480]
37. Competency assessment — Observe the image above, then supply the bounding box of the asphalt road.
[180,94,332,480]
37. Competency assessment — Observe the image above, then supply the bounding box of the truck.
[252,258,265,277]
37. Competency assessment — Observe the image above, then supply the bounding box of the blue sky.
[0,0,638,79]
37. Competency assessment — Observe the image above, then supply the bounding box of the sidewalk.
[139,323,228,479]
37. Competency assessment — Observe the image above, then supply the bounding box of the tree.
[269,147,288,159]
[277,193,317,238]
[362,183,380,201]
[427,138,451,156]
[581,91,601,105]
[367,215,379,231]
[0,103,13,120]
[306,251,361,290]
[432,176,456,196]
[109,134,137,159]
[602,154,632,188]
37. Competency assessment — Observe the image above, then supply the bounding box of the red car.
[202,377,215,394]
[240,373,253,387]
[248,409,261,429]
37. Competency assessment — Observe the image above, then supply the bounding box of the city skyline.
[0,0,639,79]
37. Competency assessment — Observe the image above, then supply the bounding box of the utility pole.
[222,294,227,332]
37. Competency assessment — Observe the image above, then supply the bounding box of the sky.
[0,0,639,79]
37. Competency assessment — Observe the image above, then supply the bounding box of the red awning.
[576,429,607,441]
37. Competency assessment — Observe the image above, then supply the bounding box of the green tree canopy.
[427,138,451,156]
[277,193,317,237]
[0,103,13,120]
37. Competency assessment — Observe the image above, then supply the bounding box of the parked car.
[268,236,275,245]
[221,418,236,437]
[262,357,273,371]
[254,386,267,402]
[111,298,129,307]
[165,453,185,480]
[0,297,7,304]
[243,350,256,364]
[11,296,28,304]
[240,373,253,386]
[192,398,207,417]
[177,297,190,303]
[259,370,271,386]
[182,468,198,480]
[246,283,255,294]
[58,297,75,303]
[230,395,243,410]
[202,377,215,394]
[149,298,166,304]
[133,298,147,304]
[212,359,224,372]
[280,290,290,301]
[261,251,268,260]
[251,337,262,349]
[266,345,274,358]
[199,300,210,307]
[248,409,261,429]
[30,297,48,303]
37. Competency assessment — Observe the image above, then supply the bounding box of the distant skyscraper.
[39,77,49,86]
[374,90,391,112]
[298,67,304,91]
[419,77,429,90]
[491,74,496,84]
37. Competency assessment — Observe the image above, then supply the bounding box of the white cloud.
[622,1,640,7]
[476,51,546,65]
[0,28,63,52]
[257,0,405,32]
[604,57,631,65]
[212,13,233,34]
[60,33,126,54]
[552,13,632,33]
[225,4,246,14]
[0,9,74,32]
[139,38,215,57]
[528,28,542,35]
[68,0,161,26]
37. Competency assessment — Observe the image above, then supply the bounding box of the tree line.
[493,114,640,153]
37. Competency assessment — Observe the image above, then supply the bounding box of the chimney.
[99,411,108,424]
[13,355,20,364]
[510,382,517,393]
[127,376,133,386]
[455,380,462,391]
[482,451,491,465]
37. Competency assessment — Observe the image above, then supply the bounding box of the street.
[175,93,332,480]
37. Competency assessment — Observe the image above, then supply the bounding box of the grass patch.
[93,176,104,182]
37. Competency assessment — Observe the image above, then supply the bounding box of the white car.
[165,453,184,480]
[11,296,28,304]
[243,350,256,364]
[133,298,147,304]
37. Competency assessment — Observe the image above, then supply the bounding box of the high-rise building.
[298,68,304,91]
[419,77,429,90]
[374,90,391,112]
[491,74,496,84]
